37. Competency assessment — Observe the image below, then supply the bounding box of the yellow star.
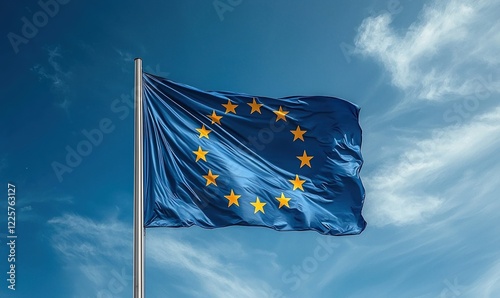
[250,197,266,214]
[296,150,314,168]
[207,110,223,125]
[290,125,307,141]
[196,124,211,139]
[247,98,263,114]
[192,146,208,162]
[224,189,241,207]
[273,106,289,122]
[275,193,291,208]
[289,175,306,191]
[202,169,219,186]
[222,99,238,114]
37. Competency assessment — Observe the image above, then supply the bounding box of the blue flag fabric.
[143,73,366,235]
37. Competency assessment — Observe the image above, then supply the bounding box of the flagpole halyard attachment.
[133,58,145,298]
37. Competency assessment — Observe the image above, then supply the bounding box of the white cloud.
[355,0,500,100]
[147,232,274,298]
[116,49,136,74]
[316,160,500,297]
[48,214,131,297]
[465,260,500,297]
[33,46,71,91]
[364,106,500,226]
[116,49,133,62]
[49,214,276,297]
[48,214,130,260]
[15,195,73,222]
[32,46,72,114]
[20,205,32,212]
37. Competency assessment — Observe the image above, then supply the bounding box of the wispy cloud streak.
[48,214,276,297]
[355,0,500,100]
[364,106,500,226]
[32,46,72,114]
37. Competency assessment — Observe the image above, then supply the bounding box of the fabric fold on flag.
[143,72,366,235]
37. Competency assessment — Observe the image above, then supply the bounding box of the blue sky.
[1,0,500,297]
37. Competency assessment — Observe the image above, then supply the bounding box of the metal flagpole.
[133,58,145,298]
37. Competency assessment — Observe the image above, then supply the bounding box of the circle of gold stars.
[191,96,314,215]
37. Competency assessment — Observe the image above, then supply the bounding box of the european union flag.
[143,73,366,235]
